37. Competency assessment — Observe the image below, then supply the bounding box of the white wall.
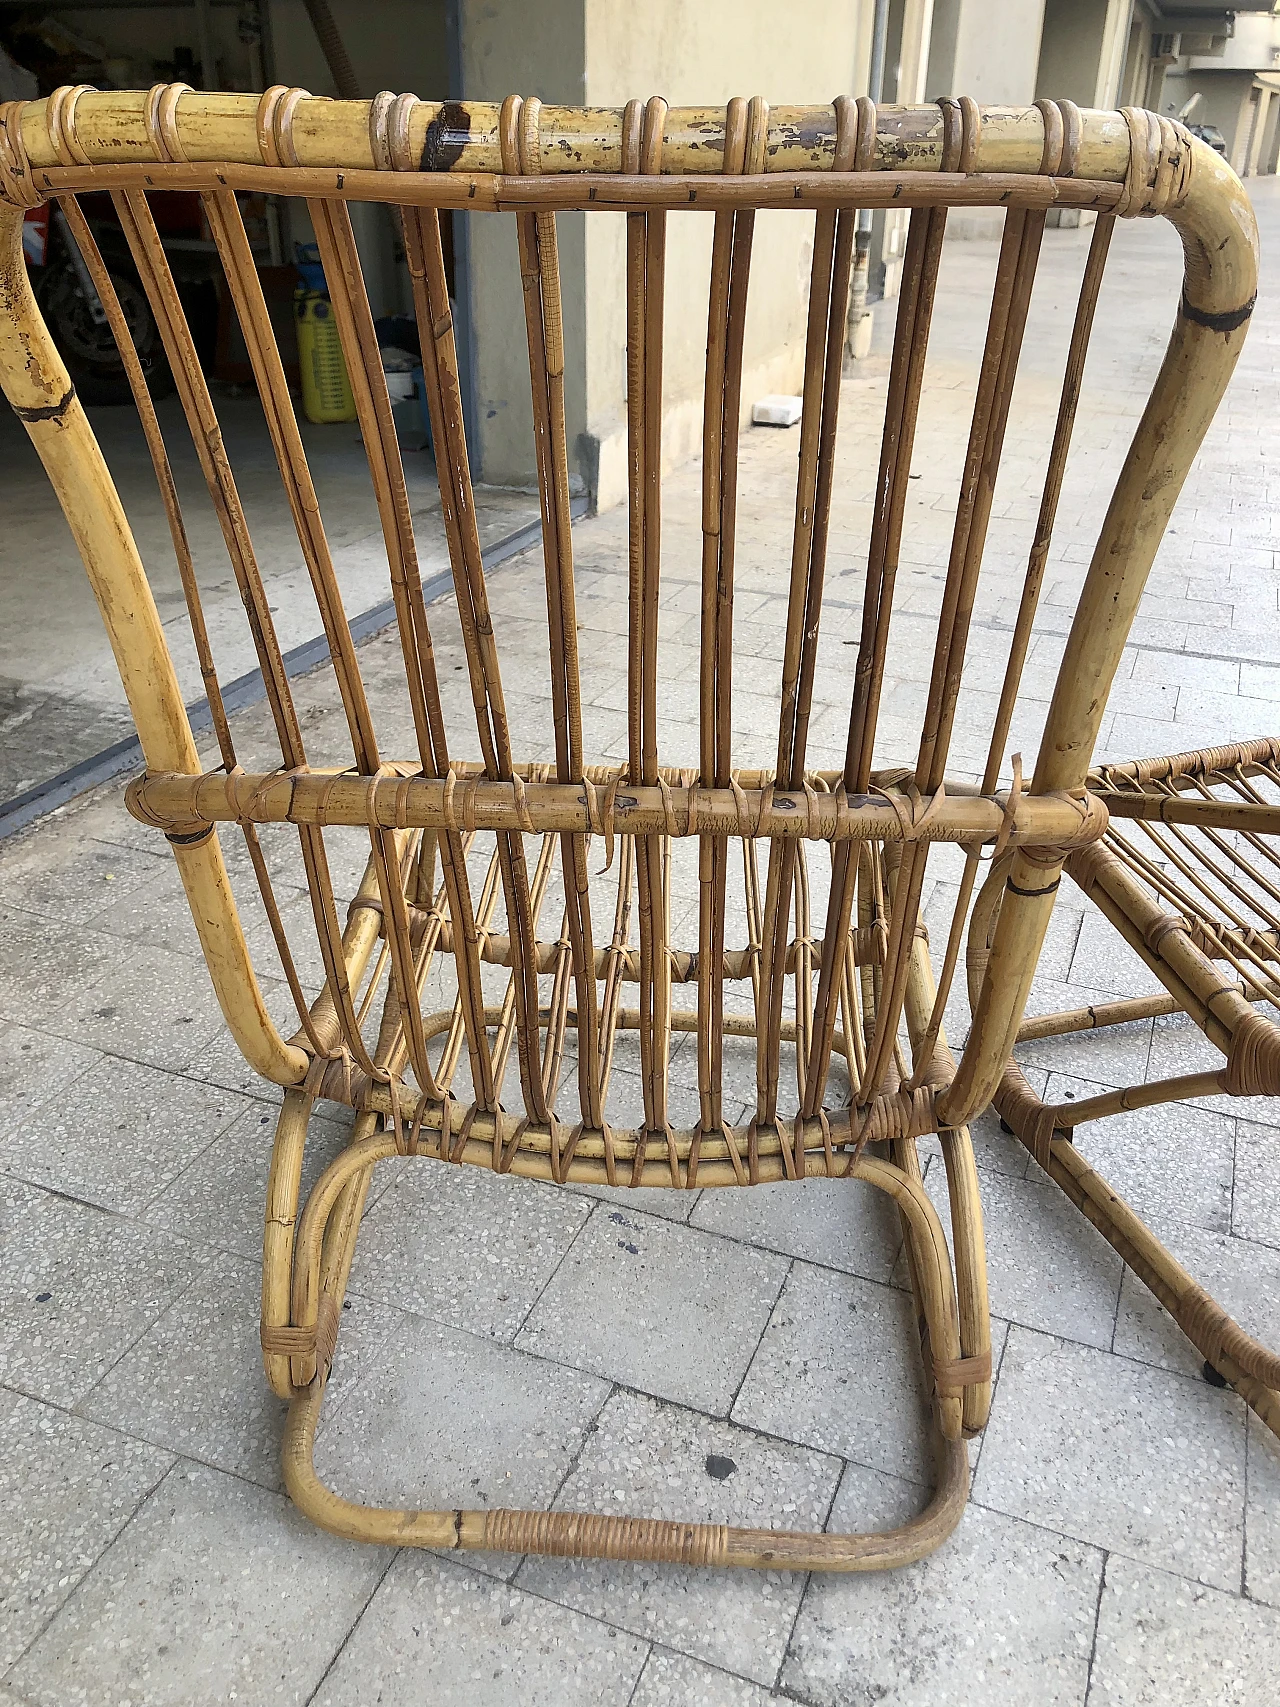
[456,0,588,490]
[927,0,1047,105]
[1036,0,1132,109]
[582,0,872,509]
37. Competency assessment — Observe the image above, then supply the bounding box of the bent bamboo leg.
[903,931,992,1436]
[994,1068,1280,1437]
[261,1091,379,1400]
[276,1119,971,1570]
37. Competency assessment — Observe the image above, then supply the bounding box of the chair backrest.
[0,88,1256,1185]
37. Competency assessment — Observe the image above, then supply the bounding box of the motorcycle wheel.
[35,262,174,406]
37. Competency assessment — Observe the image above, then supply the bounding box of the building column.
[454,0,588,492]
[1247,86,1274,176]
[1036,0,1132,229]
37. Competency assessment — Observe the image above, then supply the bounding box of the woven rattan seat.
[987,738,1280,1434]
[0,87,1255,1569]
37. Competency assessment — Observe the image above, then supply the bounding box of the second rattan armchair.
[986,737,1280,1437]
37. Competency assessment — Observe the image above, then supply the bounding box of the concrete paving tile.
[313,1309,609,1571]
[630,1650,777,1707]
[0,1390,172,1670]
[731,1260,933,1481]
[566,1181,702,1225]
[9,1461,391,1707]
[0,836,169,928]
[311,1553,647,1707]
[84,862,203,958]
[1068,909,1164,1000]
[0,1023,101,1130]
[1102,676,1179,721]
[4,1058,253,1216]
[1113,1221,1280,1383]
[1186,623,1280,666]
[1175,683,1275,730]
[688,1176,904,1284]
[974,1326,1246,1590]
[1232,1118,1280,1250]
[518,1389,840,1683]
[1171,696,1277,747]
[1044,1073,1235,1233]
[517,1205,787,1415]
[55,943,227,1073]
[0,909,116,1028]
[74,1253,289,1487]
[1090,1554,1280,1706]
[1239,659,1280,700]
[1245,1411,1280,1608]
[1143,594,1234,634]
[144,1101,385,1259]
[782,1492,1100,1707]
[1132,647,1239,694]
[1013,981,1154,1087]
[353,1158,592,1343]
[920,1160,1123,1351]
[0,1178,203,1406]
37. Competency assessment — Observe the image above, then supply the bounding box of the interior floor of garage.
[0,393,539,810]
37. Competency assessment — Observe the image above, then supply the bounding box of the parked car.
[1187,122,1228,158]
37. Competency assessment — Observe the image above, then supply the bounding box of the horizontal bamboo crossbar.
[17,161,1131,217]
[1097,791,1280,834]
[1014,990,1180,1042]
[14,94,1132,178]
[1036,1069,1226,1129]
[431,924,894,979]
[1091,736,1280,789]
[126,768,1108,847]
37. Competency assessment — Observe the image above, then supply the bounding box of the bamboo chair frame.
[0,87,1255,1571]
[982,737,1280,1436]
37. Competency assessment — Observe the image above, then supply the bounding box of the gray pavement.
[2,181,1279,1704]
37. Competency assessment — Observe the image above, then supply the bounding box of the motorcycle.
[22,191,218,406]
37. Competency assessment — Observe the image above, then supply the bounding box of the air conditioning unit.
[1180,32,1229,57]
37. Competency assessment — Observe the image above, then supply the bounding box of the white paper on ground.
[751,394,804,426]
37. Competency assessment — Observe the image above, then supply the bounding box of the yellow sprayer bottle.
[295,290,356,424]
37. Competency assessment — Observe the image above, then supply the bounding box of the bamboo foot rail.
[0,87,1255,1567]
[975,740,1280,1437]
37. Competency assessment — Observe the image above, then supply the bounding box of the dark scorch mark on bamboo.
[423,102,471,173]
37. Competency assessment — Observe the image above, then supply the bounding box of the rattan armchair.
[985,738,1280,1436]
[0,88,1255,1570]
